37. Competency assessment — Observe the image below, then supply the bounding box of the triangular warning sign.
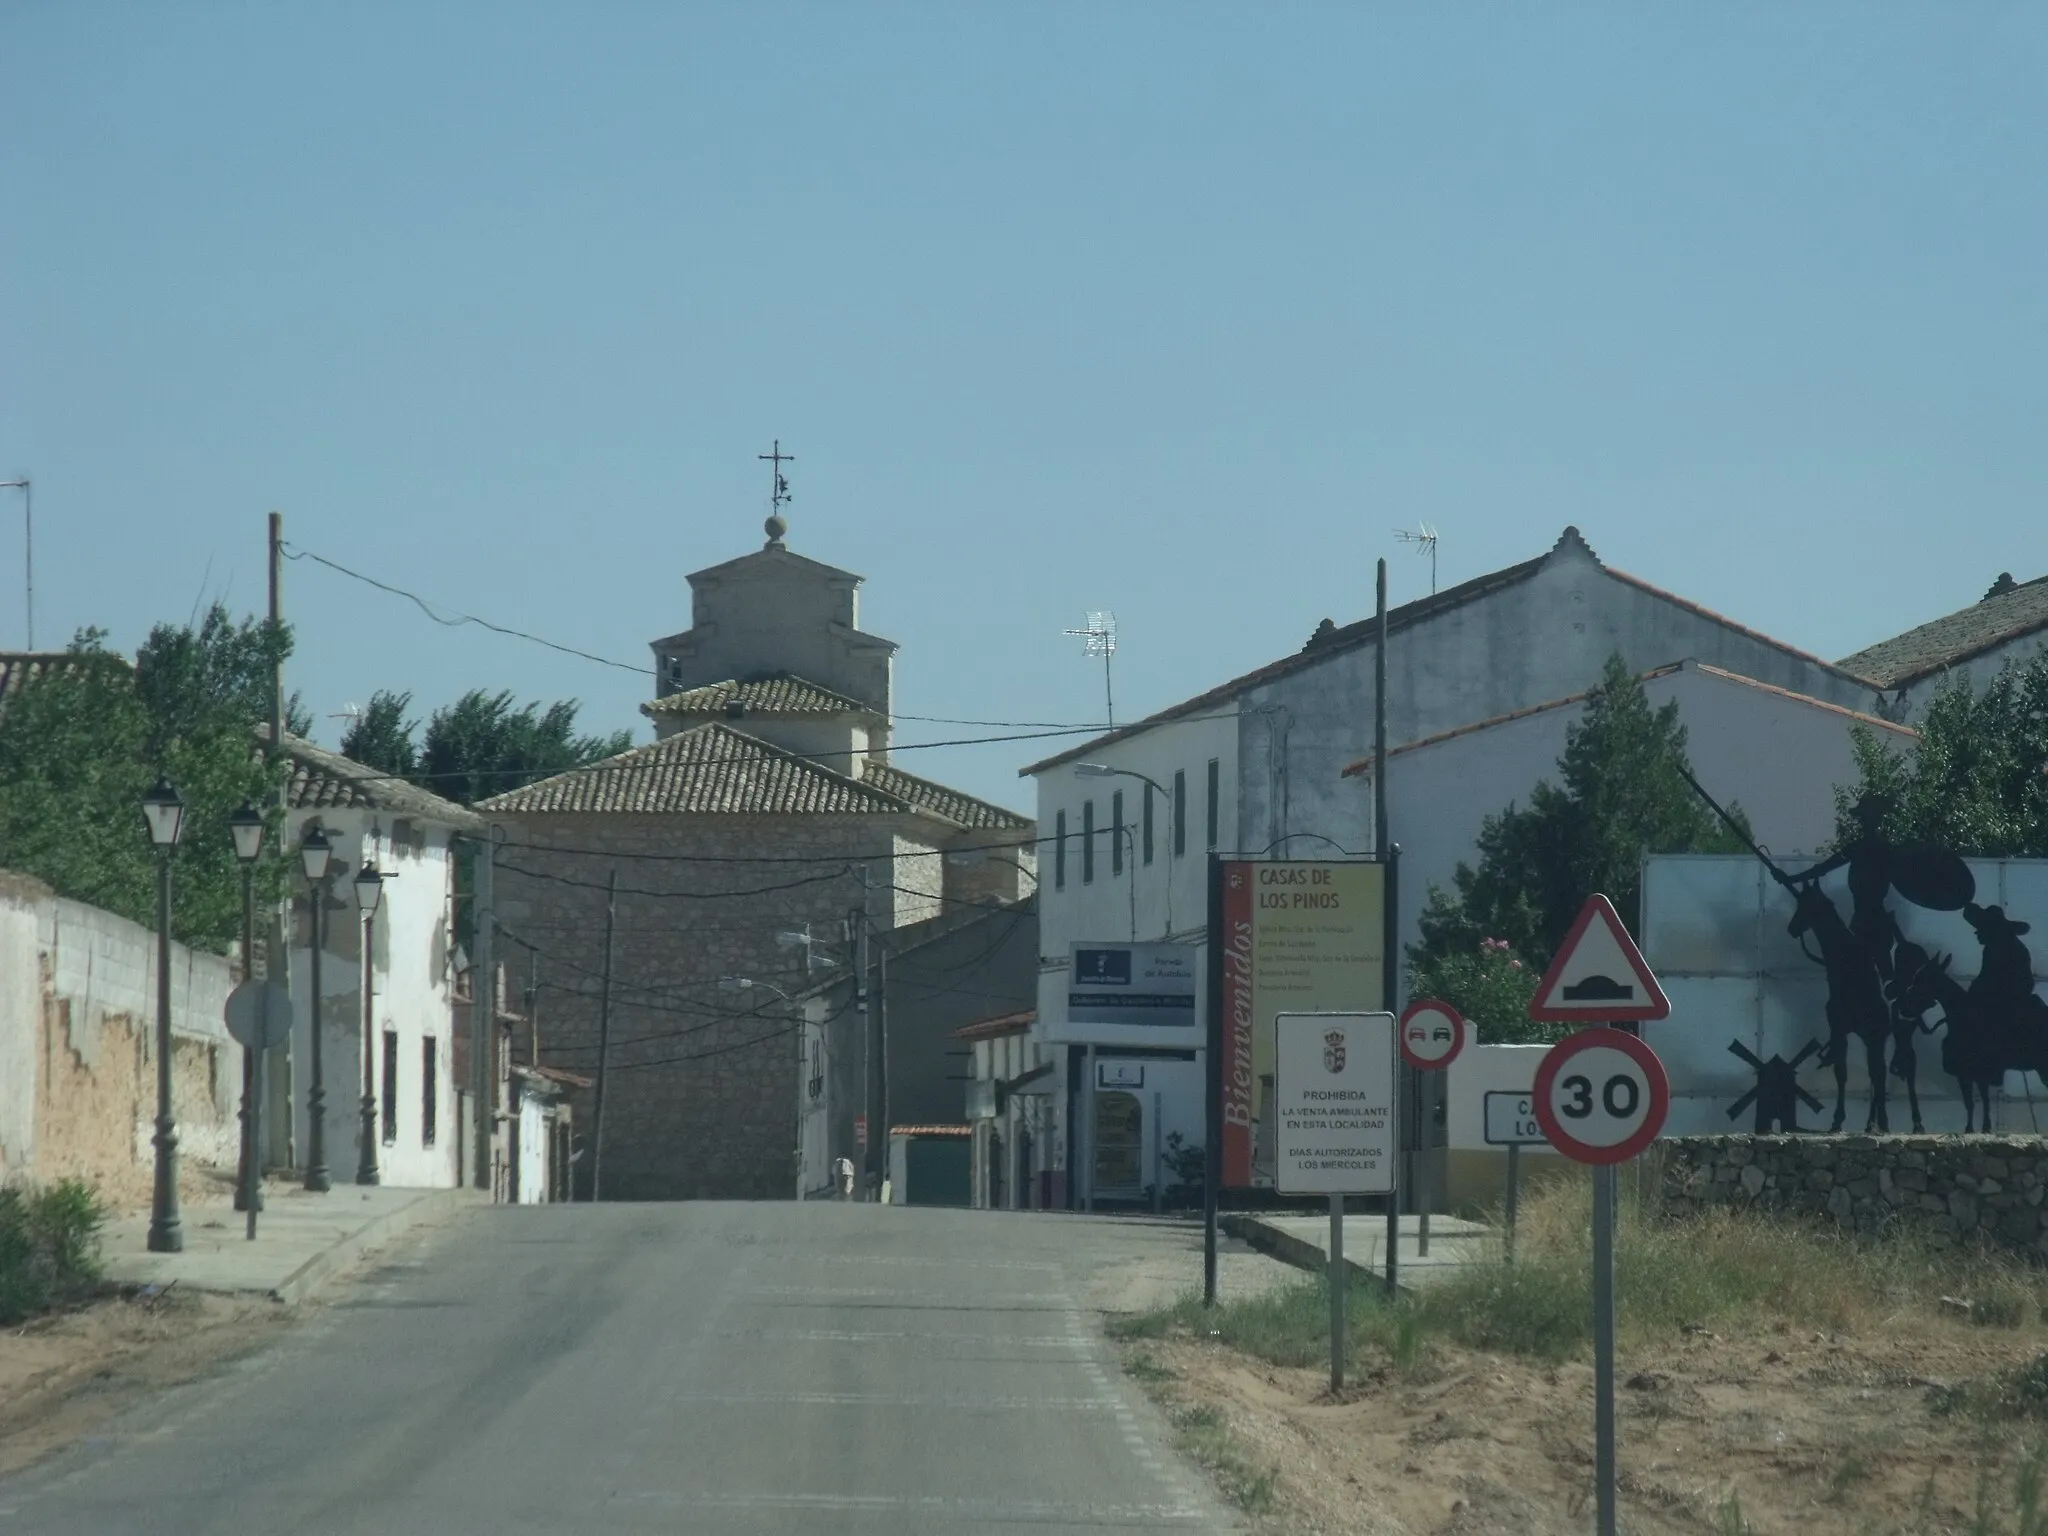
[1527,893,1670,1023]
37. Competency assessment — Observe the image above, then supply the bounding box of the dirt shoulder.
[0,1287,291,1478]
[1117,1316,2048,1536]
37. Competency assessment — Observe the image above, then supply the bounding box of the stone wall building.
[483,514,1034,1201]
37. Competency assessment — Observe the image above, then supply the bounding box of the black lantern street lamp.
[229,804,265,1217]
[354,861,384,1186]
[300,825,333,1193]
[140,776,186,1253]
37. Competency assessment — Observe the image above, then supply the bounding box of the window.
[421,1037,438,1147]
[1172,770,1187,858]
[1082,799,1095,884]
[1111,790,1124,877]
[1142,784,1155,866]
[1205,758,1221,850]
[1055,810,1067,889]
[381,1031,399,1145]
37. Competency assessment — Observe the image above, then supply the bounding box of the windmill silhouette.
[1727,1038,1826,1133]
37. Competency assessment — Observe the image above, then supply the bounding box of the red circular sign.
[1398,998,1467,1072]
[1531,1028,1669,1165]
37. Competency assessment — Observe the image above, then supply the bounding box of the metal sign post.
[1482,1090,1547,1264]
[223,979,292,1240]
[1274,1010,1396,1394]
[1398,1000,1466,1264]
[1527,893,1672,1536]
[1532,1025,1671,1536]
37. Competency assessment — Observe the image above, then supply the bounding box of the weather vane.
[760,440,794,512]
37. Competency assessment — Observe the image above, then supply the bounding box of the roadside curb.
[1220,1213,1380,1285]
[270,1189,479,1304]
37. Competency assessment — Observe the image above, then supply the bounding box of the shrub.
[0,1179,109,1324]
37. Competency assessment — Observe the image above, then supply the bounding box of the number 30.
[1559,1073,1640,1120]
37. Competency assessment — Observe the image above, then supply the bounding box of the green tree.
[419,689,634,805]
[1831,654,2048,857]
[340,690,421,780]
[1407,654,1750,1037]
[0,610,294,953]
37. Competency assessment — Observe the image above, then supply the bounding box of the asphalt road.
[0,1203,1242,1535]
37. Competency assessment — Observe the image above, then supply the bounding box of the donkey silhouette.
[1892,908,2048,1132]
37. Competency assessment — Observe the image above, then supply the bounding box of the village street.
[0,1204,1267,1536]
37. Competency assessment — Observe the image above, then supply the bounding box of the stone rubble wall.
[1659,1134,2048,1257]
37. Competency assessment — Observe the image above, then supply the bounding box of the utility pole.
[589,868,617,1201]
[266,512,295,1168]
[877,944,890,1199]
[470,835,495,1191]
[856,867,874,1196]
[1375,556,1401,1297]
[1,479,29,647]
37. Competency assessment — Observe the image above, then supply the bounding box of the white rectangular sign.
[1274,1011,1396,1195]
[1483,1091,1548,1147]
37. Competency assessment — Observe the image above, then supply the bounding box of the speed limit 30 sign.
[1531,1028,1670,1166]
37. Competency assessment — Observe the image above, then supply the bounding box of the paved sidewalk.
[99,1181,477,1304]
[1222,1211,1492,1288]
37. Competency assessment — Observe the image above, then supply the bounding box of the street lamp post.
[1073,763,1176,932]
[354,861,385,1186]
[229,803,266,1225]
[140,777,186,1253]
[300,825,333,1192]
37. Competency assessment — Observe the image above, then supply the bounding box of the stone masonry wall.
[491,813,947,1200]
[1660,1135,2048,1258]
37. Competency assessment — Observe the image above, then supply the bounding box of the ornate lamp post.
[354,860,385,1186]
[140,777,186,1253]
[299,824,333,1192]
[229,803,266,1217]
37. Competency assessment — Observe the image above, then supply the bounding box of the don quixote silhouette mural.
[1680,770,2048,1135]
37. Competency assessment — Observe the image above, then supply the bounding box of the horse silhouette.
[1891,913,2048,1133]
[1787,881,1897,1132]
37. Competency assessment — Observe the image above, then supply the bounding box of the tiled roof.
[642,674,874,718]
[1339,660,1915,777]
[863,762,1033,830]
[477,722,917,816]
[0,650,130,709]
[953,1009,1035,1040]
[887,1124,973,1138]
[1838,573,2048,689]
[264,729,486,830]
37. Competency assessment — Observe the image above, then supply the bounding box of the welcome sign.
[1217,859,1387,1187]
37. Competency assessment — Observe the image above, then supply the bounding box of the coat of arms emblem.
[1323,1028,1347,1073]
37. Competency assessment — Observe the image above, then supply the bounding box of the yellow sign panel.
[1231,860,1386,1185]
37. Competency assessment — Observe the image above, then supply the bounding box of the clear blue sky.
[5,4,2044,813]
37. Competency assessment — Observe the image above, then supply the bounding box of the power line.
[281,539,1172,732]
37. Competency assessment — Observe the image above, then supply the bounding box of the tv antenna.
[1064,611,1118,726]
[1394,522,1440,594]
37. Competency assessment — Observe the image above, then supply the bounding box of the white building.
[1020,527,1888,1206]
[276,733,482,1190]
[1342,658,1922,975]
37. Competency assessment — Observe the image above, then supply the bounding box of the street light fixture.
[229,804,265,1220]
[353,861,385,1187]
[140,777,186,1253]
[299,825,333,1193]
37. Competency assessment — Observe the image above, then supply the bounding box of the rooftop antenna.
[329,702,362,740]
[1394,522,1439,594]
[0,479,29,647]
[758,440,794,546]
[1064,611,1118,726]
